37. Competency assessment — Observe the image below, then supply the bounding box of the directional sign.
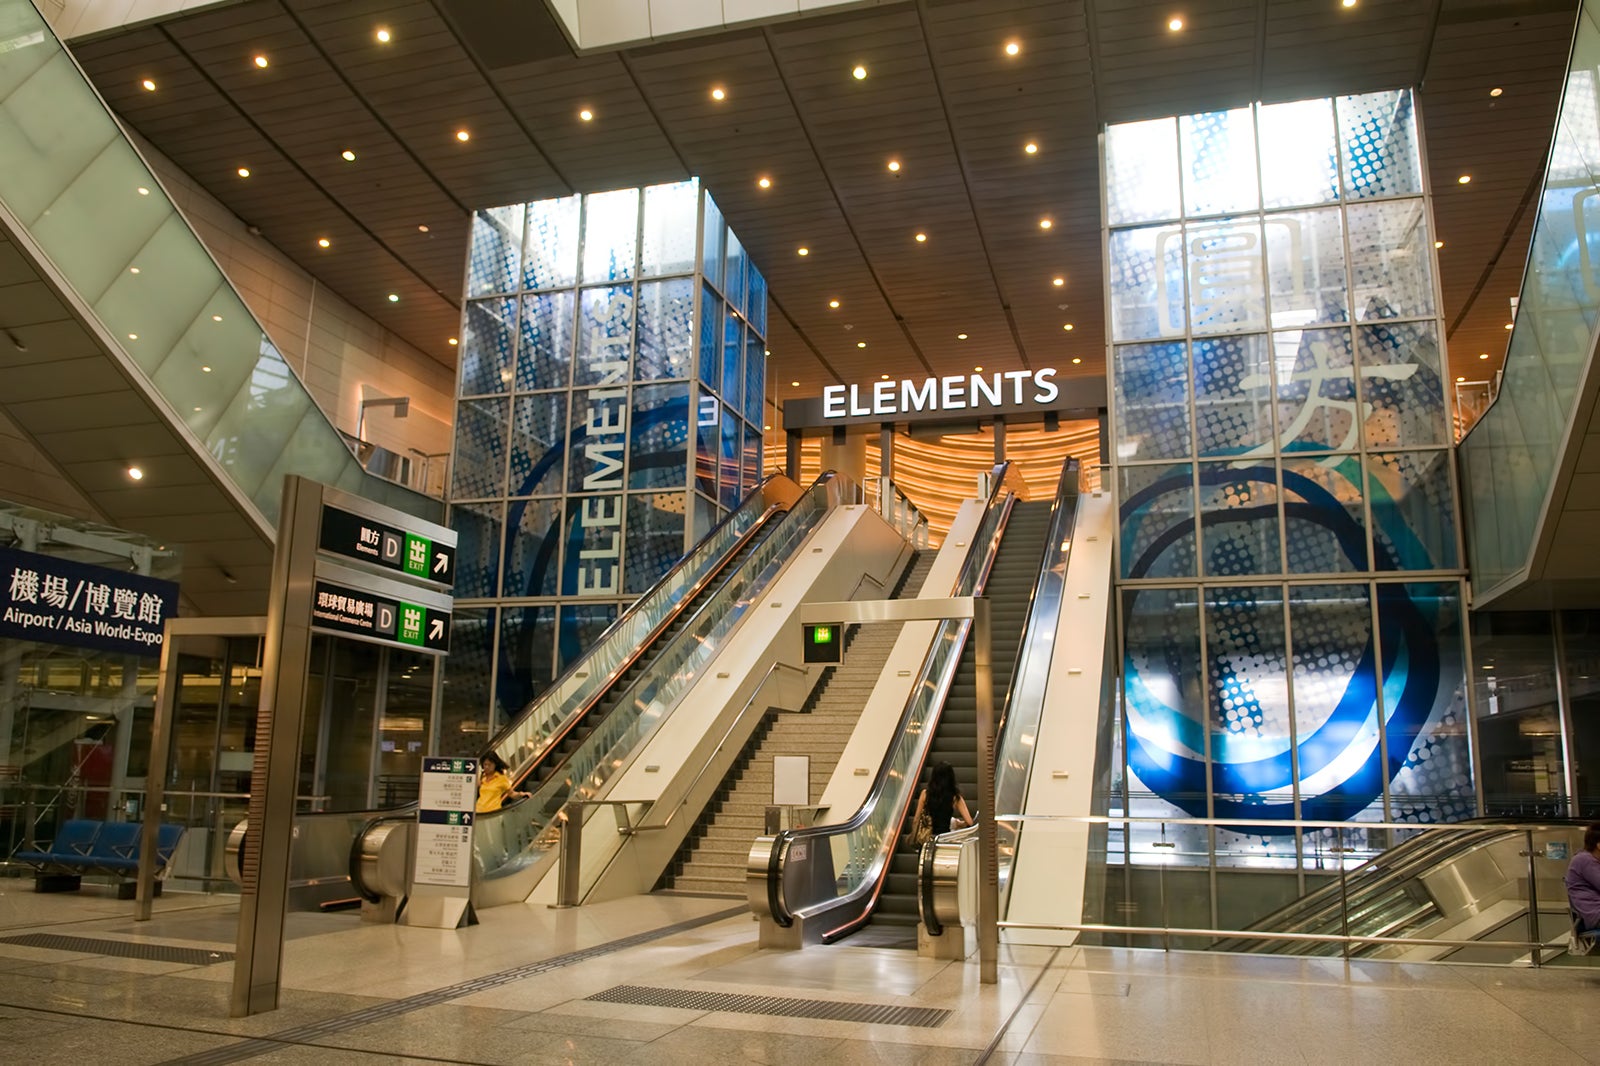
[319,504,455,588]
[415,757,477,889]
[309,578,450,653]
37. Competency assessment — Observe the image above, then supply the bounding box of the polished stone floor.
[0,877,1597,1065]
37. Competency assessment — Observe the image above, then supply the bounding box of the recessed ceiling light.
[764,349,770,356]
[127,333,138,340]
[758,176,772,188]
[456,129,470,142]
[1434,240,1443,249]
[341,149,356,161]
[193,406,202,412]
[957,333,968,340]
[1490,87,1503,97]
[1456,376,1466,382]
[791,380,800,387]
[1063,323,1074,331]
[202,365,212,372]
[141,79,156,91]
[857,341,867,348]
[1458,174,1471,184]
[829,299,840,308]
[579,108,594,122]
[915,232,927,242]
[212,315,222,322]
[253,55,269,69]
[237,167,251,178]
[1072,357,1082,364]
[887,159,901,172]
[797,246,809,256]
[375,27,392,43]
[1039,218,1053,229]
[1505,322,1514,329]
[137,187,149,196]
[127,467,144,481]
[448,337,458,346]
[129,267,140,274]
[711,87,726,101]
[1341,0,1356,7]
[1479,353,1489,359]
[852,65,867,80]
[418,224,430,233]
[1168,16,1184,31]
[1052,276,1065,287]
[881,374,890,379]
[974,365,984,372]
[1024,142,1038,155]
[387,293,400,302]
[764,424,771,430]
[317,238,330,248]
[1005,41,1020,57]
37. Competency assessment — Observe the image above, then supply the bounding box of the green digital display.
[812,625,833,645]
[803,622,842,664]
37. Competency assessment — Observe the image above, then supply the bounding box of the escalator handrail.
[765,463,1019,933]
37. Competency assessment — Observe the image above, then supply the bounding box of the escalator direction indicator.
[310,579,451,654]
[803,622,841,664]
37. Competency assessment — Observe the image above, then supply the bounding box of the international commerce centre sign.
[781,367,1105,430]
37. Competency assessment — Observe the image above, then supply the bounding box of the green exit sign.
[803,622,842,664]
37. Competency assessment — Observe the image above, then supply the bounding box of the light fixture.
[915,232,927,242]
[1024,142,1038,155]
[764,349,770,356]
[1168,15,1184,31]
[127,333,138,340]
[141,79,156,91]
[1063,323,1074,331]
[456,129,471,142]
[881,374,890,380]
[1505,322,1514,329]
[1052,276,1065,287]
[1456,375,1466,382]
[1457,174,1471,184]
[202,365,212,372]
[790,380,800,387]
[387,293,400,302]
[237,167,251,178]
[375,27,392,43]
[887,159,901,173]
[126,467,144,481]
[129,267,140,275]
[1039,217,1053,229]
[1004,41,1020,57]
[758,176,772,188]
[764,424,772,430]
[212,315,223,322]
[579,108,594,122]
[1490,87,1503,97]
[1479,353,1489,360]
[1341,0,1356,7]
[137,187,149,195]
[797,246,809,256]
[957,333,968,340]
[193,406,202,412]
[852,65,867,80]
[318,238,331,248]
[448,337,458,346]
[253,54,269,69]
[974,365,984,372]
[711,87,726,101]
[341,149,356,161]
[1072,357,1082,364]
[857,341,867,348]
[418,224,430,233]
[1434,240,1443,249]
[829,299,840,308]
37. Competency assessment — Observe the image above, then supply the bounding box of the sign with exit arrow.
[318,495,455,588]
[310,579,451,653]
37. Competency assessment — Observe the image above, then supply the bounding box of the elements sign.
[319,504,455,587]
[0,546,178,657]
[310,579,451,652]
[415,757,477,888]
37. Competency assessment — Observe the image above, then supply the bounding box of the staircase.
[663,553,937,896]
[875,499,1054,932]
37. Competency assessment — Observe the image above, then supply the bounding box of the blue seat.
[14,819,100,865]
[15,820,186,895]
[86,821,142,872]
[155,823,184,865]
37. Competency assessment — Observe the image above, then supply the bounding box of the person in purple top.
[1565,822,1600,933]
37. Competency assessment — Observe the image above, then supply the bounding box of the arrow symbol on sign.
[433,553,449,574]
[429,618,444,640]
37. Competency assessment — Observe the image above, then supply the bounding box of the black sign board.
[311,579,451,653]
[0,546,179,658]
[319,504,455,588]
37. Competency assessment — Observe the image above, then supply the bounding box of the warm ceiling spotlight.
[375,27,392,43]
[448,337,458,346]
[887,159,901,172]
[1005,40,1021,57]
[1168,16,1184,31]
[829,299,840,308]
[1052,276,1065,287]
[957,333,968,340]
[253,54,269,69]
[1456,375,1466,382]
[127,333,138,340]
[579,108,594,122]
[974,365,984,372]
[237,167,251,178]
[1063,323,1074,331]
[852,65,867,80]
[387,293,400,302]
[456,129,471,142]
[1505,322,1514,329]
[129,267,139,274]
[1490,87,1503,97]
[797,246,809,256]
[764,349,770,356]
[141,79,156,91]
[137,187,149,195]
[1039,217,1053,229]
[1457,174,1471,184]
[758,176,772,189]
[791,380,800,387]
[201,365,212,372]
[857,341,867,348]
[711,87,726,101]
[1341,0,1356,7]
[881,373,890,379]
[915,232,927,242]
[126,466,144,481]
[1072,357,1082,364]
[418,224,430,233]
[212,315,223,322]
[317,237,330,248]
[1024,142,1038,155]
[1479,352,1489,359]
[764,424,772,430]
[1434,240,1444,249]
[341,149,356,161]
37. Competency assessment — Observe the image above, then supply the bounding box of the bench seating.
[15,820,184,898]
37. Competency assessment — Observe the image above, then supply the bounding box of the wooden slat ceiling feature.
[65,0,1577,421]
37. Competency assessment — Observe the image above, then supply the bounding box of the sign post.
[406,757,478,929]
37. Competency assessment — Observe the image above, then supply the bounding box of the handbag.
[911,791,933,847]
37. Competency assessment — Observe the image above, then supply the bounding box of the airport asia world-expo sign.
[781,367,1104,430]
[0,546,178,657]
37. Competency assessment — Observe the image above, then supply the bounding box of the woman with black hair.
[475,753,528,813]
[1566,821,1600,936]
[912,761,973,843]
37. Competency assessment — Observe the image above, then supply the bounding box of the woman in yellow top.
[476,753,527,813]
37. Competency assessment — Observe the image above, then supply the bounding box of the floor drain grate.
[587,984,952,1028]
[0,933,231,966]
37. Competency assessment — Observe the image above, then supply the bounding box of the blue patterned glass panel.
[1110,224,1186,342]
[502,498,562,598]
[1194,334,1273,456]
[1282,457,1368,573]
[1273,327,1356,453]
[575,285,635,386]
[496,605,555,731]
[516,291,574,391]
[1106,117,1181,225]
[508,392,568,498]
[1289,584,1382,823]
[725,230,748,316]
[1114,341,1191,462]
[459,298,516,396]
[1187,219,1266,335]
[702,193,725,293]
[440,608,492,749]
[719,409,741,509]
[698,285,719,390]
[1257,99,1339,209]
[1356,322,1448,448]
[1180,109,1258,217]
[468,204,523,297]
[525,195,580,291]
[694,389,718,497]
[1338,90,1422,201]
[625,492,687,595]
[449,500,503,599]
[748,263,768,336]
[1266,207,1348,328]
[721,310,742,412]
[1383,582,1473,824]
[560,495,624,597]
[581,188,639,283]
[641,179,699,278]
[1347,199,1435,321]
[1119,463,1195,579]
[450,397,508,500]
[1204,586,1294,845]
[559,603,618,671]
[635,279,694,382]
[567,388,628,495]
[1368,450,1458,571]
[1123,587,1209,822]
[744,330,764,422]
[692,493,717,545]
[629,383,690,491]
[743,423,761,493]
[1199,463,1281,577]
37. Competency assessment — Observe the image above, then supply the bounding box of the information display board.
[414,757,477,889]
[310,579,451,653]
[0,546,178,657]
[319,503,455,587]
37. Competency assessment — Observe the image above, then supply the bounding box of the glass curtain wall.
[1105,92,1474,901]
[446,180,768,746]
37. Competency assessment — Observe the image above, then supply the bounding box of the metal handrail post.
[552,808,583,909]
[1526,829,1543,967]
[1339,824,1351,961]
